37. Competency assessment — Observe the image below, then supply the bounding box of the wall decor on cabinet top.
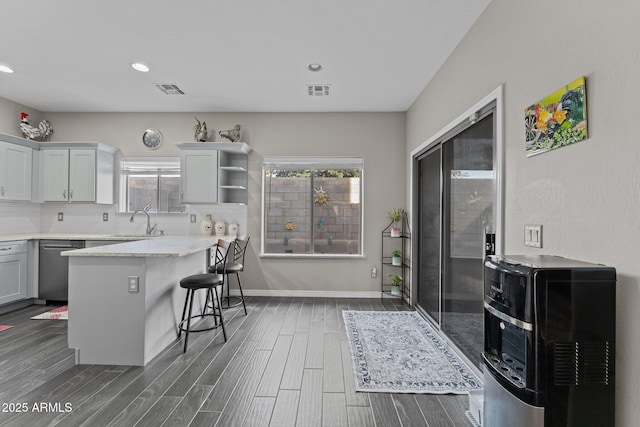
[525,76,588,157]
[20,112,54,141]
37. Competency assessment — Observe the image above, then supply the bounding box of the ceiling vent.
[307,84,331,97]
[154,83,185,95]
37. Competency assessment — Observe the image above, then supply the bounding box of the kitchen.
[1,0,640,426]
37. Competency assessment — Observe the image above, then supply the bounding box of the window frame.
[261,156,365,258]
[118,156,186,214]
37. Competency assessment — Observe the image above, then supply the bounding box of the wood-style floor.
[0,297,472,426]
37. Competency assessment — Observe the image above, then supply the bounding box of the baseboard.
[227,289,384,298]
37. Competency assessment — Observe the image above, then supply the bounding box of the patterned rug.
[343,310,482,394]
[0,325,13,332]
[31,305,68,320]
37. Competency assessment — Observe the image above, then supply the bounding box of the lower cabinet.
[0,241,28,306]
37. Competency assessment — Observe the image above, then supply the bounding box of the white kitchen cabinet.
[176,142,251,204]
[0,240,28,306]
[41,143,117,204]
[179,149,219,203]
[0,140,33,201]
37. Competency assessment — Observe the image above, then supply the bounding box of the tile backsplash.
[1,202,247,237]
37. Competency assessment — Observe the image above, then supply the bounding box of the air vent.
[553,341,611,386]
[307,84,331,97]
[154,84,185,95]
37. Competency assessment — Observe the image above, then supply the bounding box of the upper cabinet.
[176,142,251,204]
[0,140,33,201]
[40,142,118,204]
[180,149,219,204]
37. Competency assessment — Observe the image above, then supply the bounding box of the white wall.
[406,1,640,425]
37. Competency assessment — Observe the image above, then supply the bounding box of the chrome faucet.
[129,205,157,235]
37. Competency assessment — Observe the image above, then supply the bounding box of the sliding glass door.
[416,146,441,323]
[415,109,496,368]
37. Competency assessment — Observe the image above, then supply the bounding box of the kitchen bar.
[62,236,223,366]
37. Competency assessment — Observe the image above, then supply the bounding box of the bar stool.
[208,235,250,315]
[178,239,230,353]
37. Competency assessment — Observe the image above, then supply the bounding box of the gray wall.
[43,111,406,294]
[406,1,640,424]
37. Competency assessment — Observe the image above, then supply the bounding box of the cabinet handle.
[63,189,66,199]
[0,186,4,196]
[70,189,73,199]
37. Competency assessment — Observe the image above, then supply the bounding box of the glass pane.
[264,169,311,254]
[128,175,158,212]
[312,170,361,255]
[159,174,184,213]
[441,114,494,367]
[417,147,442,323]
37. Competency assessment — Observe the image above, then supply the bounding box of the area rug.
[31,305,68,320]
[0,325,13,332]
[343,310,482,394]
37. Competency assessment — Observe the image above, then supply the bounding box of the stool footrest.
[178,313,223,334]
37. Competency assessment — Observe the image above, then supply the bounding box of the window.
[262,157,363,256]
[119,157,185,213]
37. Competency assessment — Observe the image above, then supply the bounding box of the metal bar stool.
[208,235,249,315]
[178,239,230,353]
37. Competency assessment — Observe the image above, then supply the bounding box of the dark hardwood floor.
[0,297,472,426]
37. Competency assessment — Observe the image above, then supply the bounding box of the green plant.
[387,208,402,225]
[391,249,402,258]
[389,274,403,287]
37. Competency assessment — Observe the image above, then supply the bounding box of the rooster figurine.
[20,112,53,141]
[193,117,208,142]
[219,124,241,142]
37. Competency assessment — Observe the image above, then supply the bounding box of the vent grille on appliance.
[155,84,185,95]
[553,341,610,386]
[307,84,331,97]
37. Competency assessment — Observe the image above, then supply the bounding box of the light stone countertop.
[61,235,229,257]
[0,233,157,243]
[0,233,233,257]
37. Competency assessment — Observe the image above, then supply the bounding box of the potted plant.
[389,274,403,296]
[391,249,402,266]
[387,208,403,237]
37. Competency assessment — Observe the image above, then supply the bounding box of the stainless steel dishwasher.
[38,240,85,302]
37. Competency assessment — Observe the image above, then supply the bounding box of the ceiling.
[0,0,490,113]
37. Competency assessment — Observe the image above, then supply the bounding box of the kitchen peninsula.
[63,236,223,366]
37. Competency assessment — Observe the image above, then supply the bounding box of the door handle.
[63,189,67,199]
[70,189,74,199]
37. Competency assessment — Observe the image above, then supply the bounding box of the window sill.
[260,253,365,260]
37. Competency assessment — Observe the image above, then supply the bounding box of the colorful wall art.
[525,76,588,157]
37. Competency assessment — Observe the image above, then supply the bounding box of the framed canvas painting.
[525,76,588,157]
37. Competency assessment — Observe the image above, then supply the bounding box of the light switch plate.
[524,224,542,248]
[57,212,63,221]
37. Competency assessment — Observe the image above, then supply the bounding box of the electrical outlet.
[524,224,542,248]
[57,212,64,221]
[371,267,377,278]
[128,276,139,293]
[102,213,109,222]
[190,214,197,223]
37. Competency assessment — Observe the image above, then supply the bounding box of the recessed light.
[0,65,14,74]
[308,63,322,72]
[131,62,150,73]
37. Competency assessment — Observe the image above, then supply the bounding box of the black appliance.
[482,255,616,427]
[39,240,85,302]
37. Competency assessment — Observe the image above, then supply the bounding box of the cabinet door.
[69,149,96,202]
[0,253,27,305]
[180,150,218,203]
[0,142,32,201]
[42,149,70,201]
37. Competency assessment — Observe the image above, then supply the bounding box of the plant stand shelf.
[381,210,411,302]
